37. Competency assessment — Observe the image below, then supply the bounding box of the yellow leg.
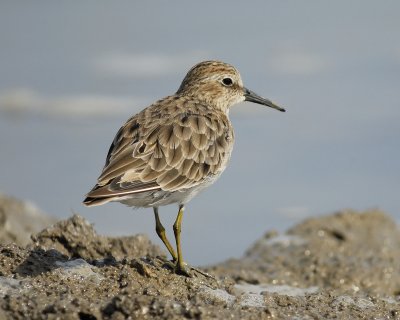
[153,207,177,261]
[173,205,189,276]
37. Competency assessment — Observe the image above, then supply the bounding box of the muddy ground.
[0,195,399,319]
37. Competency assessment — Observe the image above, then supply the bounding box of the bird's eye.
[221,77,233,86]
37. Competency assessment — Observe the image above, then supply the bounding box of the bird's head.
[177,60,285,113]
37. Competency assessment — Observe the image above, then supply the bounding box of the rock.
[0,193,56,246]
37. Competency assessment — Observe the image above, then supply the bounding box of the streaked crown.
[177,61,245,112]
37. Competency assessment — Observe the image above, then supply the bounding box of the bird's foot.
[157,256,189,276]
[175,262,216,279]
[175,262,192,277]
[189,266,216,280]
[156,256,214,278]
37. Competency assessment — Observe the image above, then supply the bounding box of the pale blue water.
[1,2,399,265]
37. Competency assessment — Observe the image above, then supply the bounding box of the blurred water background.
[1,2,399,265]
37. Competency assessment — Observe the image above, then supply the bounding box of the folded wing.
[83,97,232,206]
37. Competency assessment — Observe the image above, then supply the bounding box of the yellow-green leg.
[173,205,190,276]
[153,207,177,261]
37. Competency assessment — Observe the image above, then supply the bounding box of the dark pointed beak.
[244,87,285,112]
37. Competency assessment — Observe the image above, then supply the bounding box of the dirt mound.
[210,209,400,297]
[0,208,399,319]
[0,193,56,246]
[31,214,163,261]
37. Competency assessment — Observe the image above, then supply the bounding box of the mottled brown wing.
[84,98,233,203]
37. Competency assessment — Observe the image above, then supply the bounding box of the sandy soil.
[0,195,399,319]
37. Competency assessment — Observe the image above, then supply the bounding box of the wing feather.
[84,96,233,205]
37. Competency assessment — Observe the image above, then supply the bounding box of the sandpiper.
[83,60,285,275]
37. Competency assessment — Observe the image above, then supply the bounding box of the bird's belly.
[117,173,222,209]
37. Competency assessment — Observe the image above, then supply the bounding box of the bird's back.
[83,94,234,207]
